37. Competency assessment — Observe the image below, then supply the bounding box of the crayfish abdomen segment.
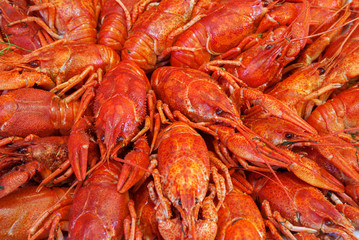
[95,96,138,150]
[0,88,79,137]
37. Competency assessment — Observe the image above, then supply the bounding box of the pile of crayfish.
[1,0,359,239]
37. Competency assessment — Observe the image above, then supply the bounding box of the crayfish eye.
[215,109,223,115]
[263,0,269,7]
[20,22,28,28]
[178,200,182,206]
[116,137,124,143]
[29,61,39,67]
[265,44,273,50]
[100,135,105,142]
[285,133,294,139]
[324,219,335,227]
[195,198,199,204]
[18,147,28,154]
[318,67,325,75]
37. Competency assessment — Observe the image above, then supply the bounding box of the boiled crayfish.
[0,1,359,239]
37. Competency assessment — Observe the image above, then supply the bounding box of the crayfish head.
[316,198,355,229]
[187,79,241,128]
[95,97,138,159]
[164,159,208,234]
[244,116,314,147]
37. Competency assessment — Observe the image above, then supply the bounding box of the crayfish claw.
[68,116,95,181]
[116,137,150,193]
[289,155,344,193]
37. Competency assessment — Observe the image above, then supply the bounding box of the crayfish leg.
[9,17,62,40]
[123,200,143,240]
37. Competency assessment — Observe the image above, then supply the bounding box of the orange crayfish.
[8,0,101,43]
[68,161,132,239]
[150,121,231,240]
[249,171,357,240]
[0,42,120,90]
[151,66,342,192]
[0,185,72,240]
[70,61,153,193]
[0,136,71,198]
[121,0,200,72]
[170,0,270,69]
